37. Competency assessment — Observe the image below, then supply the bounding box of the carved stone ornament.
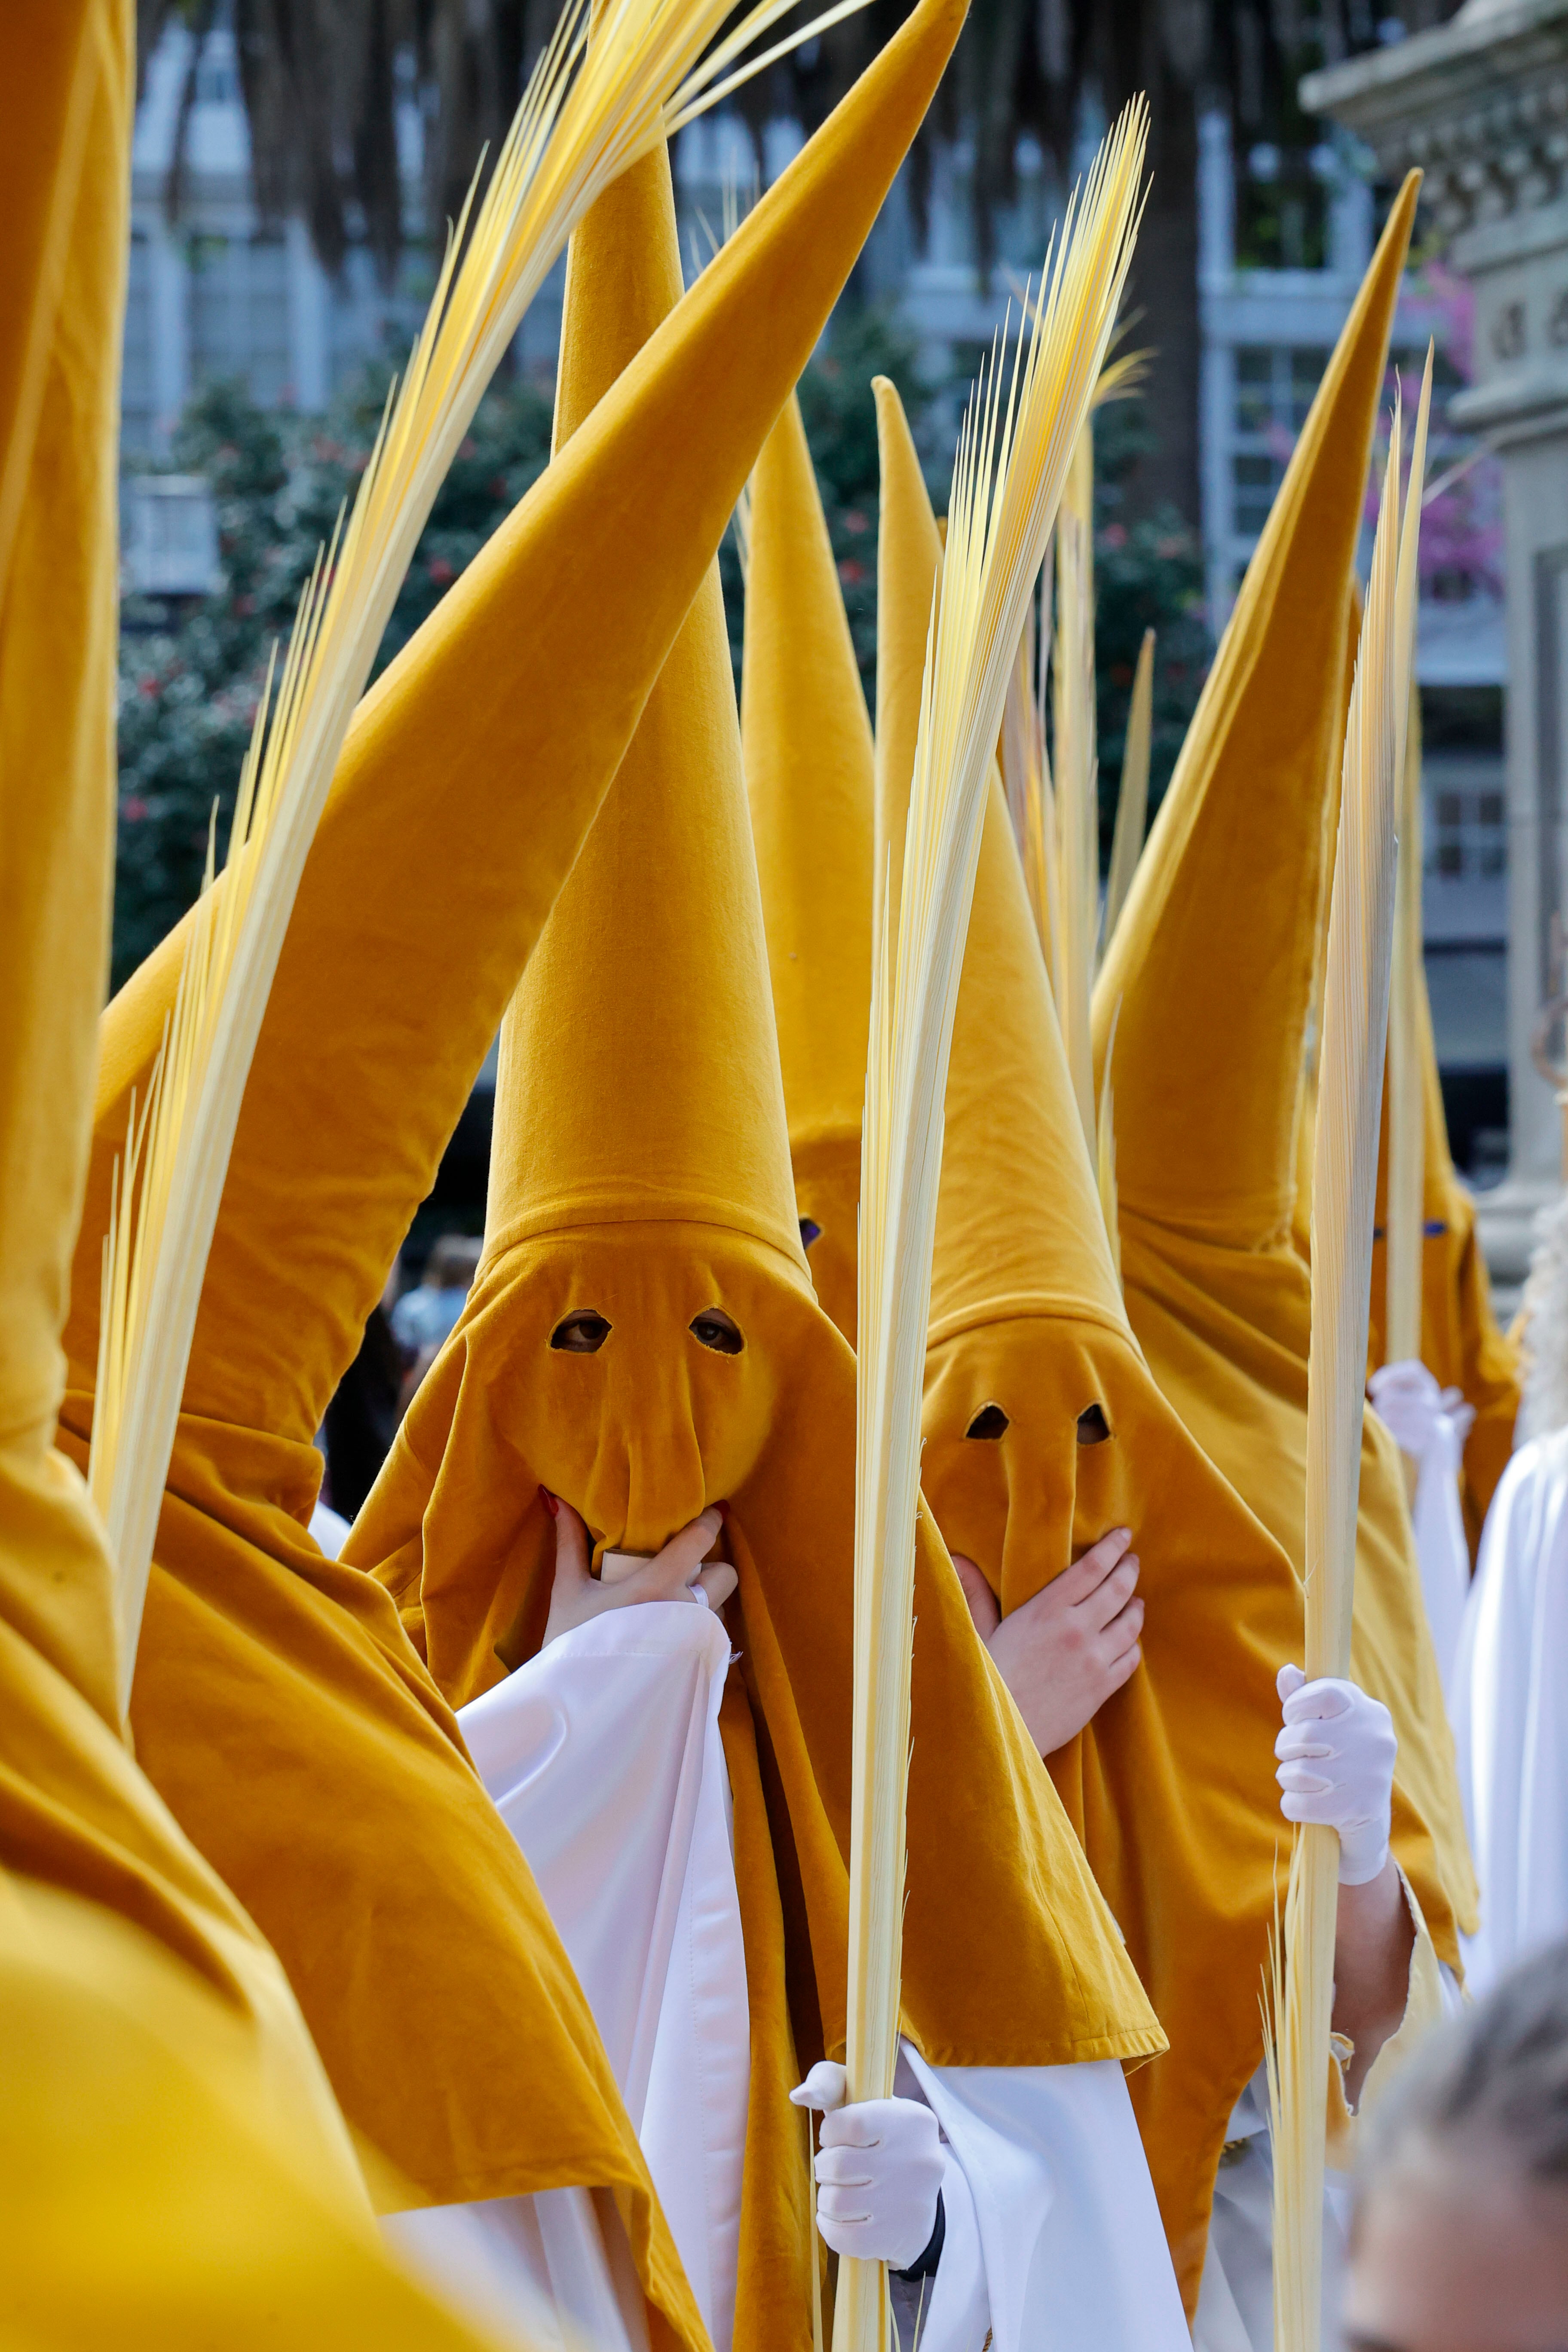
[1302,0,1568,239]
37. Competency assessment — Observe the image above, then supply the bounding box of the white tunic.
[1191,1874,1462,2352]
[1191,2067,1356,2352]
[1453,1427,1568,1993]
[452,1598,1189,2352]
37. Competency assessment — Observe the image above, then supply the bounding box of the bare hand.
[952,1528,1143,1758]
[541,1495,738,1646]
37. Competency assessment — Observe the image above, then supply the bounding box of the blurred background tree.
[132,0,1465,533]
[115,370,554,982]
[116,314,1207,982]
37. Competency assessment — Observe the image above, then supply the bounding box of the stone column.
[1305,0,1568,1286]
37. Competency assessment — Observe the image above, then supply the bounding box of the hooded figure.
[741,392,873,1344]
[55,15,968,2342]
[1092,173,1478,1966]
[0,12,519,2338]
[1088,188,1478,2352]
[1366,959,1520,1561]
[862,375,1297,2315]
[352,108,1194,2352]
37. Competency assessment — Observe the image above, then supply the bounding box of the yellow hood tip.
[1094,171,1421,1249]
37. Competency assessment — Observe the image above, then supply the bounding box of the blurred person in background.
[392,1235,484,1419]
[1344,1936,1568,2352]
[392,1234,484,1357]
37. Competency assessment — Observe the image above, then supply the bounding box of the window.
[1230,345,1329,541]
[121,231,154,454]
[1428,783,1506,882]
[189,234,292,407]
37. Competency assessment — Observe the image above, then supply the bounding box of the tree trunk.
[1123,83,1203,528]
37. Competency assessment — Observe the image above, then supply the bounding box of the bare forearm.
[1333,1858,1415,2106]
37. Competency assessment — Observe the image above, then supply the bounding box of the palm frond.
[1266,358,1429,2352]
[838,95,1147,2352]
[1051,469,1097,1158]
[1102,624,1153,953]
[1384,347,1434,1371]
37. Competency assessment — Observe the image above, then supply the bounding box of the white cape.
[457,1599,1188,2352]
[1453,1427,1568,1992]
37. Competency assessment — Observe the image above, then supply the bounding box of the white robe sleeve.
[1452,1430,1568,1993]
[900,2044,1190,2352]
[458,1604,750,2352]
[308,1496,351,1557]
[1192,2067,1355,2352]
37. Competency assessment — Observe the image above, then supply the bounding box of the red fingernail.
[539,1486,559,1518]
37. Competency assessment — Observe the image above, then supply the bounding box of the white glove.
[1275,1666,1396,1886]
[790,2063,943,2270]
[1367,1360,1473,1471]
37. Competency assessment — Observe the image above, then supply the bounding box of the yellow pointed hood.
[56,2,979,2286]
[873,376,942,939]
[479,155,806,1303]
[1097,176,1419,1245]
[356,35,1161,2240]
[0,0,364,2218]
[874,377,1295,2311]
[1089,176,1477,1952]
[741,393,874,1343]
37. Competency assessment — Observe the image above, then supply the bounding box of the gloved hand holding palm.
[1275,1666,1396,1887]
[1367,1359,1473,1471]
[790,2062,944,2270]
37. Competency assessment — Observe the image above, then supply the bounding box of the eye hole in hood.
[550,1310,612,1354]
[965,1403,1010,1441]
[1076,1403,1111,1445]
[799,1217,822,1248]
[690,1308,744,1356]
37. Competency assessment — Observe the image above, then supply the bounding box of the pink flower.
[1101,523,1127,549]
[837,557,867,587]
[427,556,455,586]
[122,796,150,822]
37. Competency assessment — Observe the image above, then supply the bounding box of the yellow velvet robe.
[52,8,977,2334]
